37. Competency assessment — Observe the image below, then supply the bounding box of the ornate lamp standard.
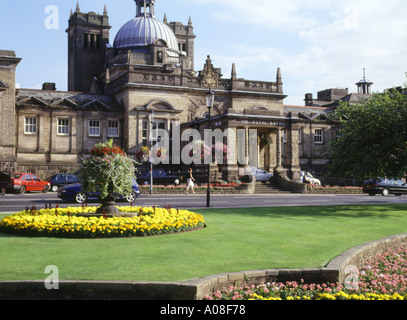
[149,110,155,195]
[205,89,215,207]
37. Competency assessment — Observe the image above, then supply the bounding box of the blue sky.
[1,0,406,105]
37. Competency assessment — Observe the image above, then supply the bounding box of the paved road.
[0,191,406,213]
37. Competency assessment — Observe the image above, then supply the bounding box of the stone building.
[0,50,21,173]
[0,0,373,182]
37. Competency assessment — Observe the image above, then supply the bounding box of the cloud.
[192,0,407,105]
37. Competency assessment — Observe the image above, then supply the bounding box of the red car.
[9,173,50,194]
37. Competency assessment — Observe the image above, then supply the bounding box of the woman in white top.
[185,167,195,194]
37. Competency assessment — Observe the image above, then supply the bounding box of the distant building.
[0,0,374,181]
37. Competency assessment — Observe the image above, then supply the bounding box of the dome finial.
[135,0,156,18]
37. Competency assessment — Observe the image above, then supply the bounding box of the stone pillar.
[38,114,46,153]
[50,113,57,153]
[239,127,258,168]
[102,117,108,142]
[222,127,238,182]
[71,116,77,153]
[274,129,284,173]
[288,125,301,181]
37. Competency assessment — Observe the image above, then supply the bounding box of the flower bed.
[0,206,206,238]
[139,183,247,194]
[308,186,363,194]
[204,246,407,300]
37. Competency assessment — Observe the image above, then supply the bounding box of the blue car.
[57,180,140,204]
[49,173,80,192]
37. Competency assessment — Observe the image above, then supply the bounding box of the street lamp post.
[149,111,155,195]
[205,89,215,207]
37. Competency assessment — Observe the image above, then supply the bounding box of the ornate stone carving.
[201,55,218,88]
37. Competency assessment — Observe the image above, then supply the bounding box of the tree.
[328,88,407,180]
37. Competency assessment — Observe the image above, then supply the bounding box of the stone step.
[254,182,293,194]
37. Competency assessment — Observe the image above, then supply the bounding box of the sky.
[1,0,406,105]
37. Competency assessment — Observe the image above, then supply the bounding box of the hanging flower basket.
[136,146,150,163]
[213,141,233,163]
[80,139,136,215]
[183,140,212,162]
[259,133,273,146]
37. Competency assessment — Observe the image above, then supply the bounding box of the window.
[283,130,287,143]
[314,129,323,144]
[299,129,302,144]
[108,121,119,137]
[57,119,69,136]
[89,120,100,137]
[152,120,165,145]
[90,34,95,48]
[25,117,37,134]
[83,33,88,48]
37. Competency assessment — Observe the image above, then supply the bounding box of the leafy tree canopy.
[328,87,407,180]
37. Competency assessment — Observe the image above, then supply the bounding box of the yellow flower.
[0,206,205,238]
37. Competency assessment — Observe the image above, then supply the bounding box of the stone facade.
[0,50,21,173]
[0,1,372,180]
[66,4,111,93]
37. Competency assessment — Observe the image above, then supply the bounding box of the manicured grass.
[1,204,407,282]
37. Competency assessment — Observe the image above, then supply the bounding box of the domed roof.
[113,16,179,53]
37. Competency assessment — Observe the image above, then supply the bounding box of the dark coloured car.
[136,169,180,185]
[362,178,407,196]
[58,180,140,204]
[0,172,10,192]
[49,173,80,192]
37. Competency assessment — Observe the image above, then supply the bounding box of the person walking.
[185,167,195,195]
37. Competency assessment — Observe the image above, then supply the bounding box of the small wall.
[1,233,406,300]
[308,188,363,194]
[327,233,407,284]
[138,184,254,195]
[274,171,308,193]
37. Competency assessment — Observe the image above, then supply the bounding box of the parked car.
[251,167,274,183]
[49,173,80,192]
[300,171,321,186]
[8,173,51,194]
[136,169,180,185]
[363,178,407,196]
[57,180,140,204]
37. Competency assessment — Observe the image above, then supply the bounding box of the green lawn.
[1,204,407,282]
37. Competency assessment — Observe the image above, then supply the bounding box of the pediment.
[50,98,79,109]
[145,100,181,113]
[16,96,48,108]
[82,99,113,111]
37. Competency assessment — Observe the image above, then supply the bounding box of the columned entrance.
[181,113,301,183]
